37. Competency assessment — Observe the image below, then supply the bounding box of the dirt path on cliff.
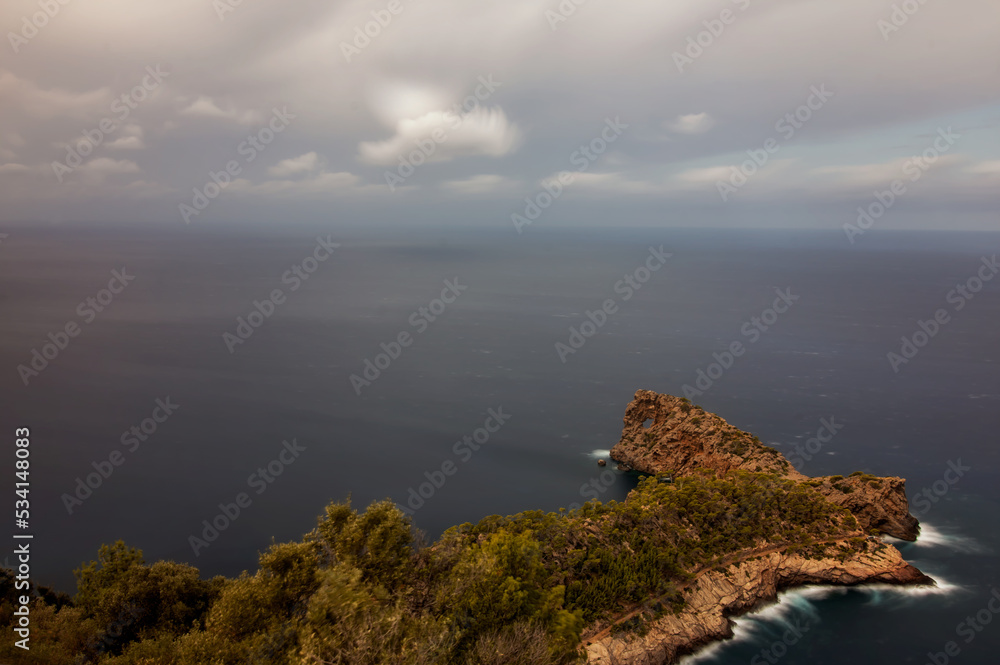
[580,533,860,647]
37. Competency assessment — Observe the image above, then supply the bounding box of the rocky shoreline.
[585,539,932,664]
[587,390,932,664]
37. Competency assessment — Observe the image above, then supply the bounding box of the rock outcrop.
[585,540,932,664]
[609,390,919,540]
[591,390,930,663]
[804,474,919,541]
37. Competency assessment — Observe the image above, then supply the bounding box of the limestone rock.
[585,540,932,664]
[609,390,920,540]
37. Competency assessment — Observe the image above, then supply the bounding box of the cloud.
[812,155,962,190]
[228,170,380,197]
[106,124,144,150]
[553,172,663,196]
[107,135,144,150]
[81,157,140,174]
[106,136,144,149]
[0,0,997,226]
[0,163,31,174]
[358,106,521,166]
[77,158,141,183]
[441,174,521,195]
[673,165,733,185]
[365,80,453,127]
[668,112,714,135]
[1,132,26,160]
[0,70,110,119]
[268,151,323,177]
[179,96,262,125]
[965,160,1000,176]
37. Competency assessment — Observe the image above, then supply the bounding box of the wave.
[587,449,611,459]
[857,574,967,607]
[886,522,988,554]
[678,574,966,664]
[678,587,826,664]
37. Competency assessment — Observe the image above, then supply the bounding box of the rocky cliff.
[609,390,919,540]
[590,390,930,663]
[585,539,932,664]
[803,474,919,541]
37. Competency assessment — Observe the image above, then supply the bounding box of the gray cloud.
[0,0,998,227]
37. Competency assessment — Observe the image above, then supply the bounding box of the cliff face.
[585,541,931,664]
[609,390,920,540]
[609,390,802,479]
[807,475,919,541]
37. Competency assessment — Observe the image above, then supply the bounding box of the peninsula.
[0,390,931,665]
[584,389,930,663]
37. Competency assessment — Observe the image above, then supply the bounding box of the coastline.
[583,389,936,663]
[585,538,934,664]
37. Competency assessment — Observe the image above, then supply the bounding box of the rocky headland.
[610,390,919,540]
[587,390,931,663]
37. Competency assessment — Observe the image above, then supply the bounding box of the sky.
[1,0,998,230]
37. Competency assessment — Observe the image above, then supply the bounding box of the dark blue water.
[1,225,997,663]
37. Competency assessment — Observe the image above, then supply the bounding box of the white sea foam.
[678,586,828,664]
[887,522,987,554]
[856,574,966,607]
[587,449,611,459]
[678,572,965,664]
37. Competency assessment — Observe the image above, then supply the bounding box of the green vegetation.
[1,471,858,665]
[846,471,883,488]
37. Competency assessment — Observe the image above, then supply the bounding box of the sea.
[1,224,997,664]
